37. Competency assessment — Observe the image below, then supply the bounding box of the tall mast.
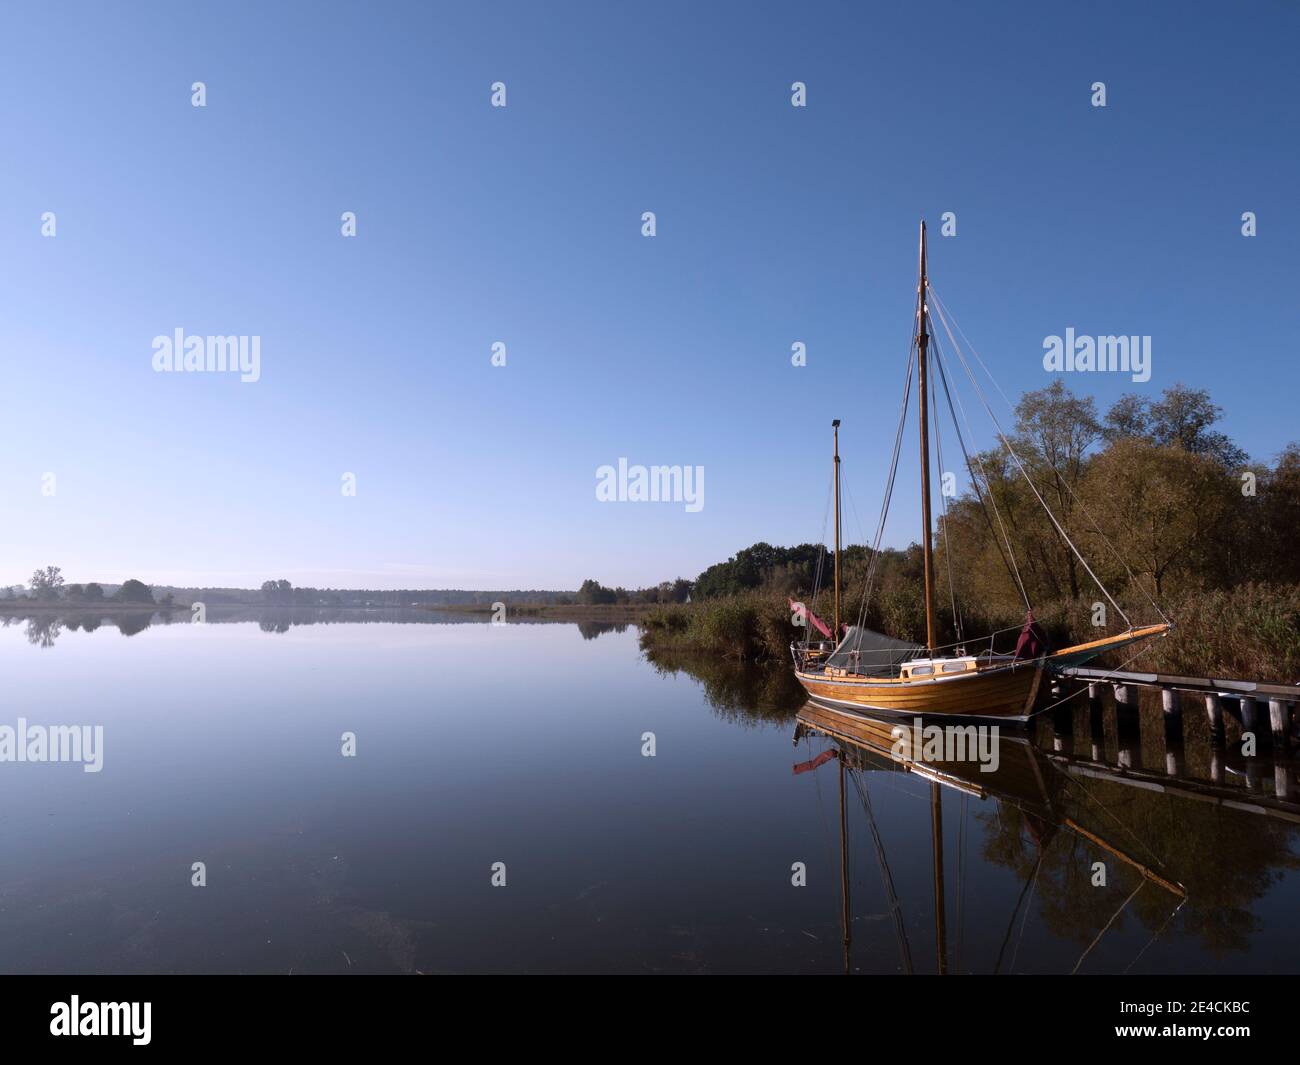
[916,222,937,652]
[832,418,842,640]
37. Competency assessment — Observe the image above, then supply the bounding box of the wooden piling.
[1269,698,1290,749]
[1112,681,1133,733]
[1240,696,1258,743]
[1164,745,1183,778]
[1161,688,1182,742]
[1087,683,1104,757]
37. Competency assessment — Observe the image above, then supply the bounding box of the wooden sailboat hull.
[794,624,1169,723]
[795,660,1044,723]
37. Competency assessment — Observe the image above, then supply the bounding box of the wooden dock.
[1053,665,1300,749]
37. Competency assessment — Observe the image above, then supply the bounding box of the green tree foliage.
[645,381,1299,674]
[29,566,64,599]
[115,579,155,604]
[936,381,1289,614]
[260,579,294,605]
[576,579,618,605]
[692,543,827,599]
[1104,383,1248,469]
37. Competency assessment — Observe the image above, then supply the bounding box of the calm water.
[1,609,1297,974]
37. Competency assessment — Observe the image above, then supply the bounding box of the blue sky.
[0,0,1295,590]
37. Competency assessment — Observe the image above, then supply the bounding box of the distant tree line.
[248,583,581,608]
[640,382,1299,641]
[2,568,168,606]
[574,578,693,606]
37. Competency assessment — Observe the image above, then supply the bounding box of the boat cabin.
[900,657,977,680]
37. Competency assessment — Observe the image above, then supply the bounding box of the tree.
[260,579,294,605]
[1106,384,1247,469]
[1010,382,1103,601]
[29,566,64,599]
[576,579,617,605]
[1251,444,1300,584]
[692,543,825,599]
[1080,439,1236,598]
[84,583,105,601]
[116,579,155,604]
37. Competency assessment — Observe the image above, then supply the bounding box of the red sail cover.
[1014,609,1046,659]
[789,598,833,639]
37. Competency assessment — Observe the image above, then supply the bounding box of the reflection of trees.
[0,605,621,647]
[641,647,805,724]
[978,773,1300,959]
[576,621,628,640]
[8,610,157,645]
[25,617,63,648]
[116,614,154,637]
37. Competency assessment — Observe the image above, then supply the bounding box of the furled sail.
[825,626,922,675]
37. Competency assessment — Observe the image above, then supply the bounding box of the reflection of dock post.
[1276,763,1290,802]
[1159,689,1182,776]
[1113,684,1139,767]
[1269,698,1291,751]
[1050,700,1072,751]
[1205,693,1224,746]
[1240,696,1259,740]
[1161,688,1181,740]
[1088,683,1104,759]
[1207,694,1226,784]
[1164,738,1183,778]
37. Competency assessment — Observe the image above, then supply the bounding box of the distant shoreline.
[0,602,187,613]
[432,602,655,621]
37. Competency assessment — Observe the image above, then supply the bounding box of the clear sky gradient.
[1,1,1295,590]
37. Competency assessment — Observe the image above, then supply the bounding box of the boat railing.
[805,624,1027,676]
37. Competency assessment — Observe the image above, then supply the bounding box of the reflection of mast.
[799,705,1192,974]
[844,753,914,973]
[931,781,948,974]
[839,758,851,974]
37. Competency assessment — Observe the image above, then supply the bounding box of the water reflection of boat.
[794,701,1195,974]
[791,223,1168,722]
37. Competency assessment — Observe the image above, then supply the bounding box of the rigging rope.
[928,289,1134,629]
[1071,879,1145,975]
[806,468,834,643]
[930,324,1033,612]
[928,286,1169,626]
[929,344,964,642]
[848,333,916,641]
[848,765,914,974]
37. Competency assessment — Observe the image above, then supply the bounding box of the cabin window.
[941,661,969,673]
[910,665,933,676]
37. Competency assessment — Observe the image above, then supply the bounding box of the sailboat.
[792,222,1170,722]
